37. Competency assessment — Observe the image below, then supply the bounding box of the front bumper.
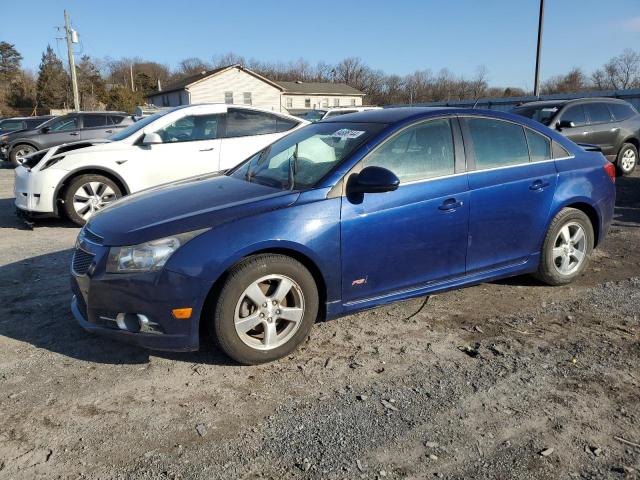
[14,166,66,214]
[1,145,8,160]
[70,238,209,351]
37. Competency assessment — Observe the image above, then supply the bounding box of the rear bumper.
[14,166,65,214]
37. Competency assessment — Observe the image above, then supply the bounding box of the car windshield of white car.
[230,122,385,190]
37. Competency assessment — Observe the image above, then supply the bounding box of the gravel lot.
[0,164,639,480]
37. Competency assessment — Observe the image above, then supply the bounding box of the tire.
[534,208,594,286]
[9,144,36,167]
[213,254,319,365]
[616,143,637,176]
[63,174,123,226]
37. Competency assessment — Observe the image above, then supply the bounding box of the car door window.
[608,102,636,121]
[225,109,277,137]
[584,103,613,124]
[154,114,220,143]
[83,114,107,129]
[560,105,587,127]
[49,117,78,132]
[108,115,126,125]
[525,128,552,162]
[466,118,529,170]
[1,120,24,131]
[363,118,455,182]
[276,117,299,133]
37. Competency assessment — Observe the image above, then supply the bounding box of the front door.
[556,104,590,145]
[341,117,469,303]
[40,116,81,148]
[462,117,558,273]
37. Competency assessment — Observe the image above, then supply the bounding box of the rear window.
[608,102,636,121]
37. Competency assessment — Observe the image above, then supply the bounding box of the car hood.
[87,174,299,246]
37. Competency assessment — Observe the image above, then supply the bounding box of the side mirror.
[348,166,400,194]
[141,132,162,145]
[557,120,575,130]
[41,126,50,134]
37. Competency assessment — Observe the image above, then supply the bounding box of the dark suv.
[1,111,134,167]
[512,98,640,175]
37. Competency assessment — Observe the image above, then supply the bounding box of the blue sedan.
[70,108,616,364]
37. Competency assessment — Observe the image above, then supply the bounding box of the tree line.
[1,41,639,116]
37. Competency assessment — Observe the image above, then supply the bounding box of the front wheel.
[63,174,123,226]
[213,254,319,365]
[616,143,637,176]
[534,208,594,286]
[10,144,36,167]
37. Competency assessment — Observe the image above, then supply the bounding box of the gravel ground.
[0,165,638,480]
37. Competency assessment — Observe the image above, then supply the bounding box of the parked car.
[70,107,615,364]
[2,111,134,167]
[0,115,54,136]
[15,104,308,225]
[511,98,640,175]
[303,106,382,122]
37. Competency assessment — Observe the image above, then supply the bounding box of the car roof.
[320,107,457,123]
[517,97,631,108]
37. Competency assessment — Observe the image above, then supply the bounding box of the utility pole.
[533,0,545,97]
[64,10,80,111]
[130,64,135,92]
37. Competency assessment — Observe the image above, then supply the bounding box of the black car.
[1,111,135,167]
[0,115,54,136]
[512,98,640,175]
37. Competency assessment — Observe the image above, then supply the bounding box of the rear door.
[218,109,300,170]
[583,102,617,156]
[80,114,110,140]
[340,117,469,303]
[462,116,558,274]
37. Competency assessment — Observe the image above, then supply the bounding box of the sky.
[2,0,639,90]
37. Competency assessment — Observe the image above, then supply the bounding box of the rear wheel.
[212,254,319,365]
[616,143,637,176]
[63,174,122,226]
[535,208,593,286]
[9,144,36,167]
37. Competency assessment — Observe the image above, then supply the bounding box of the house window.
[286,97,293,108]
[305,98,311,108]
[350,98,356,106]
[322,98,329,108]
[225,91,233,104]
[243,92,252,105]
[333,98,340,107]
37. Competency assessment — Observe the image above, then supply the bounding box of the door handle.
[105,130,113,134]
[199,147,215,152]
[581,131,589,135]
[529,180,550,191]
[438,198,464,211]
[69,132,80,136]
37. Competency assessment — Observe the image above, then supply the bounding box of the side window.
[154,114,220,143]
[466,117,529,170]
[109,115,125,125]
[525,128,552,162]
[49,117,78,132]
[83,114,107,128]
[363,118,455,183]
[552,141,571,159]
[608,102,636,121]
[225,109,277,137]
[584,103,612,124]
[560,105,587,127]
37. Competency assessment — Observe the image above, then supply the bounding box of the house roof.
[275,81,365,96]
[153,66,231,95]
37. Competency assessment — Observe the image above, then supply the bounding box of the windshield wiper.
[288,143,299,190]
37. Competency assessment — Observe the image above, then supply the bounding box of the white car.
[14,104,308,225]
[303,106,382,122]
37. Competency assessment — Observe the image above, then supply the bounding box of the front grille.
[72,248,94,275]
[83,228,103,245]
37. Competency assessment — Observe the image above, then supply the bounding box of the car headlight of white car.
[106,229,208,273]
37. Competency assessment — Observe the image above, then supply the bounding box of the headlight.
[106,229,208,273]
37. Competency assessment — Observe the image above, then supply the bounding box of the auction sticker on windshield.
[331,128,365,139]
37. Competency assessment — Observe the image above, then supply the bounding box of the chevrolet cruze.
[70,108,616,364]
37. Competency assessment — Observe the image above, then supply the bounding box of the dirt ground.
[0,164,638,480]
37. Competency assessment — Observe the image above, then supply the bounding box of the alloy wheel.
[14,146,35,163]
[234,274,305,351]
[72,181,118,220]
[621,148,636,172]
[552,222,587,276]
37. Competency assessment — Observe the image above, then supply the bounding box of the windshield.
[109,109,173,141]
[303,110,327,122]
[511,105,561,126]
[230,122,385,190]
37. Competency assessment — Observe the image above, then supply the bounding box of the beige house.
[146,65,365,114]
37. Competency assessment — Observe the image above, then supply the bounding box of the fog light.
[114,313,164,334]
[172,307,192,319]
